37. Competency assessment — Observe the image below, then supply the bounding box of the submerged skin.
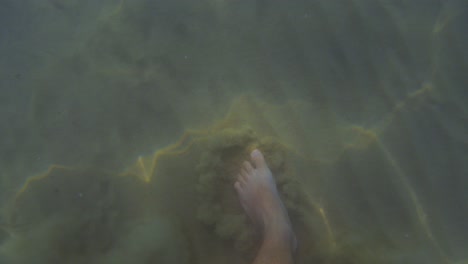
[234,149,296,264]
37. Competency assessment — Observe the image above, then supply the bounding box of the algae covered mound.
[0,130,277,263]
[0,101,329,264]
[0,94,461,264]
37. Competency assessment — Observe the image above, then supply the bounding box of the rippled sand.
[0,0,466,263]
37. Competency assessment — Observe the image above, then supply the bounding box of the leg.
[234,149,296,264]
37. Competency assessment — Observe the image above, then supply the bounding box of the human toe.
[250,149,266,169]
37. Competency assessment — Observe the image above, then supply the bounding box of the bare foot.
[234,149,297,251]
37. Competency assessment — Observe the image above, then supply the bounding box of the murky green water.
[0,0,466,263]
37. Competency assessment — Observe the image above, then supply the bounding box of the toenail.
[251,149,261,157]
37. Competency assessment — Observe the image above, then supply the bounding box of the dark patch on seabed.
[0,0,467,263]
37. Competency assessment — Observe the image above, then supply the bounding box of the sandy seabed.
[0,0,467,263]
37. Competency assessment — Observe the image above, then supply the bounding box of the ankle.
[263,221,295,248]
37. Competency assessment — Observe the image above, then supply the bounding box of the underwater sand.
[0,0,467,263]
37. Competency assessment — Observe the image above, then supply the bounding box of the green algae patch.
[0,94,453,264]
[0,125,323,264]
